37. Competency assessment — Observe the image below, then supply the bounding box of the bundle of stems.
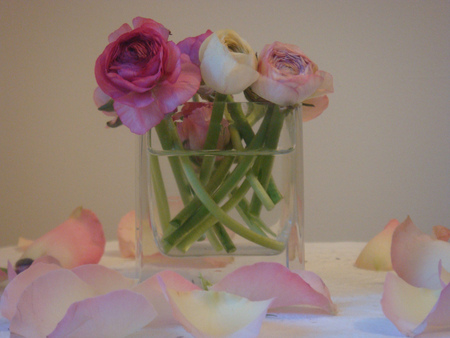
[149,94,291,254]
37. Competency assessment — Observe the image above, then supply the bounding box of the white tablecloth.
[0,242,403,337]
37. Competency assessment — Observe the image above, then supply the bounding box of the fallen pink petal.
[211,262,336,314]
[354,219,400,271]
[18,207,106,269]
[391,216,450,289]
[159,276,272,338]
[433,225,450,242]
[381,271,450,337]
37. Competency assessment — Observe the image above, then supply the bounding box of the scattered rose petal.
[7,261,17,281]
[48,290,156,338]
[0,262,62,321]
[211,262,336,314]
[391,216,450,289]
[19,207,105,269]
[159,277,272,338]
[381,271,450,337]
[2,263,157,337]
[133,270,201,326]
[354,219,400,271]
[433,225,450,242]
[17,237,33,250]
[117,210,136,258]
[10,269,96,337]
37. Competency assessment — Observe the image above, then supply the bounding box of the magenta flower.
[177,30,213,66]
[174,102,230,151]
[95,17,201,134]
[251,42,333,120]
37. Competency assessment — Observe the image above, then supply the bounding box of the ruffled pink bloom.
[18,207,105,270]
[354,219,400,271]
[381,216,450,336]
[177,30,213,66]
[95,17,201,134]
[251,42,333,120]
[174,102,230,150]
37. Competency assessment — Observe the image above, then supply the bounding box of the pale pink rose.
[17,207,105,270]
[174,102,230,150]
[177,30,213,66]
[95,17,201,134]
[251,42,333,120]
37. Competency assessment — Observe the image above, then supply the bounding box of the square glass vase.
[136,102,304,284]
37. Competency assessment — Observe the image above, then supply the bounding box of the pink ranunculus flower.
[177,30,213,66]
[174,102,230,151]
[95,17,201,135]
[251,42,333,120]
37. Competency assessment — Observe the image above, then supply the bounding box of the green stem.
[149,154,171,233]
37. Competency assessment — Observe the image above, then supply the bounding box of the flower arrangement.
[94,17,333,255]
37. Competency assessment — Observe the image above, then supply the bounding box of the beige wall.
[1,0,449,246]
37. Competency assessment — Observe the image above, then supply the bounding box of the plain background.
[0,0,449,247]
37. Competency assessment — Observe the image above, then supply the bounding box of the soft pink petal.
[117,210,136,258]
[33,255,61,266]
[10,269,95,337]
[71,264,136,295]
[391,216,450,289]
[0,262,61,321]
[355,219,400,271]
[159,277,271,338]
[107,23,132,43]
[48,290,156,338]
[433,225,450,242]
[7,261,16,281]
[381,272,450,337]
[19,207,105,269]
[114,100,165,135]
[17,237,33,250]
[302,95,330,122]
[211,262,336,314]
[132,270,201,326]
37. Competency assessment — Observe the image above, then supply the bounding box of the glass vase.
[136,102,304,284]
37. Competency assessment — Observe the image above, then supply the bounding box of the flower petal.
[302,95,330,122]
[132,270,201,326]
[160,277,271,338]
[211,262,336,314]
[433,225,450,242]
[71,264,136,295]
[354,219,400,271]
[9,269,95,337]
[48,290,156,338]
[391,216,450,289]
[117,210,136,258]
[0,262,61,321]
[19,207,105,269]
[381,272,450,336]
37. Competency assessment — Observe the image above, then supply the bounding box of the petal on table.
[117,210,136,258]
[391,216,450,289]
[354,219,400,271]
[433,225,450,242]
[19,207,105,269]
[160,277,271,338]
[48,290,156,338]
[211,262,336,314]
[9,269,96,337]
[71,264,136,295]
[0,262,61,321]
[133,270,201,326]
[381,272,450,337]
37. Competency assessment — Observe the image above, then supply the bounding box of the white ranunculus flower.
[199,30,259,95]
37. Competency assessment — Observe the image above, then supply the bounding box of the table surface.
[0,242,404,338]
